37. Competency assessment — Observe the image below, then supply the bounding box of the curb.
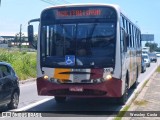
[19,78,36,84]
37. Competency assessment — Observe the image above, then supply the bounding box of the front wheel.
[8,91,19,109]
[55,96,66,103]
[117,82,128,105]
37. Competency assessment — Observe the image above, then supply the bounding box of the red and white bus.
[28,4,141,104]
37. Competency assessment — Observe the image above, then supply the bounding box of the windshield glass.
[149,53,156,57]
[41,23,116,68]
[142,55,148,59]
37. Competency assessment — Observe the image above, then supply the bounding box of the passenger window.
[0,70,3,78]
[10,68,15,76]
[0,65,11,77]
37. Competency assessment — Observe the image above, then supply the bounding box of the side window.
[128,22,132,48]
[133,26,136,48]
[120,28,124,52]
[120,15,125,29]
[135,29,138,47]
[10,67,16,76]
[138,32,141,47]
[130,24,134,48]
[0,65,11,77]
[124,19,127,33]
[0,69,2,78]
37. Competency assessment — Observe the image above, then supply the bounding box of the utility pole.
[19,24,22,51]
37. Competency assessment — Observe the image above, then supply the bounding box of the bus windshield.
[41,22,116,68]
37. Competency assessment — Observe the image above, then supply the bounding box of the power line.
[41,0,71,5]
[41,0,55,5]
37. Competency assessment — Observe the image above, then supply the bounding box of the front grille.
[48,89,107,96]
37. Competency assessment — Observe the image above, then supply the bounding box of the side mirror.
[27,18,40,49]
[28,25,37,49]
[28,25,34,43]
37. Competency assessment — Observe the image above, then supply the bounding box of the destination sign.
[41,7,117,22]
[56,9,101,17]
[54,7,116,19]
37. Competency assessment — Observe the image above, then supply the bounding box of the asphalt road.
[18,82,52,108]
[138,59,160,83]
[4,58,159,120]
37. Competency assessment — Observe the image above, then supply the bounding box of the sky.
[0,0,160,46]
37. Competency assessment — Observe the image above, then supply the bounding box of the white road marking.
[10,98,53,112]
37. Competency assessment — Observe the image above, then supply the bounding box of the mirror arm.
[28,18,40,49]
[28,18,40,25]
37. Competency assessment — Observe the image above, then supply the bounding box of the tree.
[156,47,160,52]
[14,33,25,46]
[145,42,158,52]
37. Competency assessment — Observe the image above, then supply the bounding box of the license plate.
[69,87,83,92]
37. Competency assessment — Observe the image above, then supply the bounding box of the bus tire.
[132,79,137,89]
[132,68,138,89]
[117,82,128,105]
[55,96,66,103]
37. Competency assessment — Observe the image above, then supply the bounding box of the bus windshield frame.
[40,6,117,68]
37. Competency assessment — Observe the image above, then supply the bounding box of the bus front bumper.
[36,77,122,98]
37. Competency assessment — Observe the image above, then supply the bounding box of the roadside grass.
[0,48,36,80]
[114,105,130,120]
[156,66,160,73]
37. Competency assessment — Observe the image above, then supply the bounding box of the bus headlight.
[105,74,112,80]
[43,75,49,80]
